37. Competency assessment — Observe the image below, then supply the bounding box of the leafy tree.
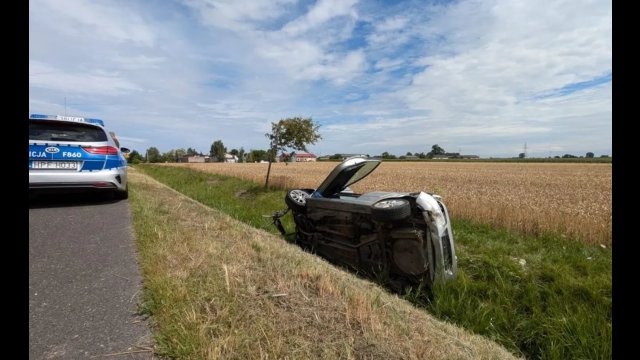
[586,152,595,158]
[146,147,161,163]
[265,116,321,188]
[519,152,526,159]
[247,149,268,162]
[238,147,245,163]
[329,153,342,160]
[381,151,396,159]
[415,152,426,159]
[160,150,174,163]
[600,154,610,158]
[210,140,227,162]
[127,150,143,164]
[562,154,577,158]
[406,152,413,156]
[186,147,198,156]
[427,144,445,159]
[230,148,239,156]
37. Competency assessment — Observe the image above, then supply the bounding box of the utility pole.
[524,142,527,158]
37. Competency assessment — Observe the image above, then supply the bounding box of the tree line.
[126,116,322,188]
[126,145,279,164]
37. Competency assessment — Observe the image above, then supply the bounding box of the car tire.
[114,185,129,200]
[285,189,312,213]
[371,199,411,222]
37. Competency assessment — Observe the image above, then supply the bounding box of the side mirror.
[121,147,131,154]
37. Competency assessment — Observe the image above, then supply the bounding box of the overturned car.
[279,156,457,289]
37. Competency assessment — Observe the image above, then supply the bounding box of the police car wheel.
[114,185,129,200]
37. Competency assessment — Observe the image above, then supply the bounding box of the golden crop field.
[166,161,612,246]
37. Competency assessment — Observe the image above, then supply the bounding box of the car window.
[345,161,380,188]
[29,120,108,142]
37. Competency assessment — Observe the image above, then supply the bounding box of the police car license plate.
[32,161,79,170]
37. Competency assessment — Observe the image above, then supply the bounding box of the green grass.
[136,164,612,360]
[128,168,517,359]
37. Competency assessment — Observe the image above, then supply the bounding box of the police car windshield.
[29,120,107,142]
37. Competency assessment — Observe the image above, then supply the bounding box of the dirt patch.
[235,189,250,198]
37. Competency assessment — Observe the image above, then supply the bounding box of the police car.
[29,114,130,199]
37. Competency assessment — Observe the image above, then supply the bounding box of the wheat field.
[164,161,612,246]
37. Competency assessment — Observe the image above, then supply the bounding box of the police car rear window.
[29,120,108,142]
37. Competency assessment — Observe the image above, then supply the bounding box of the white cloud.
[29,60,142,95]
[28,0,611,157]
[182,0,296,31]
[31,0,155,46]
[282,0,358,35]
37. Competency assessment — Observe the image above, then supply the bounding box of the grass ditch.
[135,164,612,359]
[128,167,517,359]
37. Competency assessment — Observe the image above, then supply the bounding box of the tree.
[562,154,577,158]
[210,140,227,162]
[427,144,445,159]
[186,147,198,156]
[518,152,525,159]
[146,147,161,163]
[586,152,594,158]
[247,149,268,162]
[230,148,239,156]
[161,150,174,163]
[265,116,321,188]
[406,152,413,156]
[238,147,246,163]
[381,152,396,159]
[127,150,143,164]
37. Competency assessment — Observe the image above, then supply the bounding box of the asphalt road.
[29,193,153,359]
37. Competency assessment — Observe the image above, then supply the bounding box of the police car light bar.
[29,114,105,127]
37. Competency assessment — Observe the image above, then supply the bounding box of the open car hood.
[315,157,381,197]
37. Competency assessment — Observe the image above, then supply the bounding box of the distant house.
[278,152,292,162]
[279,151,317,162]
[179,155,208,163]
[291,151,317,162]
[432,153,478,160]
[224,154,239,163]
[335,153,368,160]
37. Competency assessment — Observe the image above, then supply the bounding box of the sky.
[29,0,612,158]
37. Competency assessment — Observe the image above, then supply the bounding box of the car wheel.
[285,189,311,212]
[114,185,129,200]
[371,199,411,222]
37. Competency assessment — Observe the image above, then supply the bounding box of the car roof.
[29,114,105,127]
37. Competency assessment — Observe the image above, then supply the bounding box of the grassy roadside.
[136,164,612,359]
[128,168,518,359]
